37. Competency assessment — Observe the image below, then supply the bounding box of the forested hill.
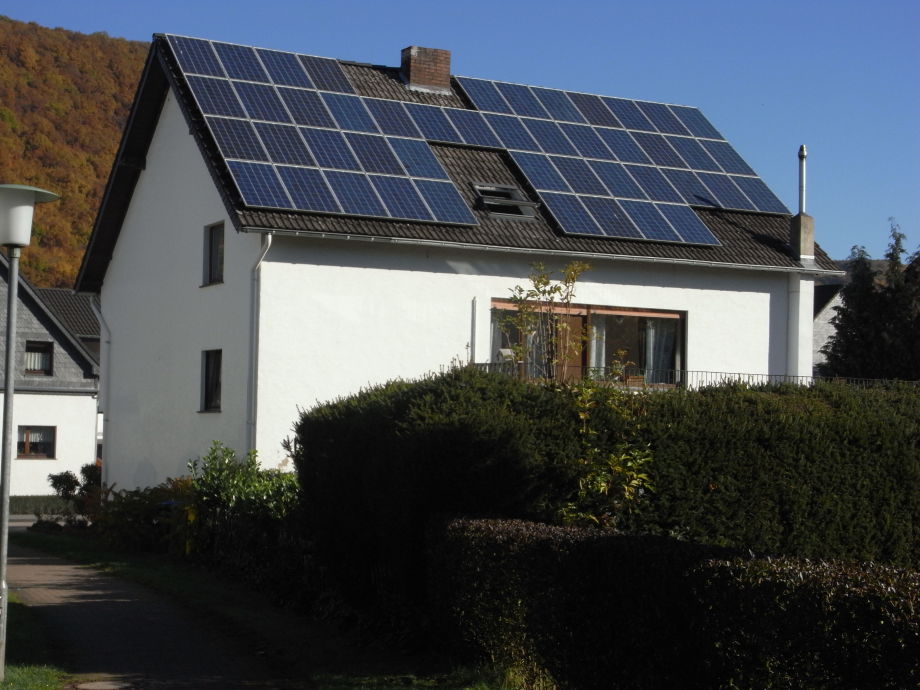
[0,16,147,287]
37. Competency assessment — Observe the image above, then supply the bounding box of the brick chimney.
[400,46,451,94]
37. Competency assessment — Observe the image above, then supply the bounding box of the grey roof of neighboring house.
[75,36,842,293]
[35,288,100,339]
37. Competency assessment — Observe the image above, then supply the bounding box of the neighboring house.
[812,282,843,374]
[75,35,842,489]
[0,256,99,495]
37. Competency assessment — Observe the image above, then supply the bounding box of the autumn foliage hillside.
[0,16,147,287]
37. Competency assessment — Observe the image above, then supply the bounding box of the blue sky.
[3,0,917,259]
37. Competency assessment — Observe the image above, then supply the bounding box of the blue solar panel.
[414,180,477,224]
[522,118,578,156]
[508,152,571,192]
[731,176,789,214]
[187,76,246,117]
[370,175,433,221]
[322,93,378,133]
[700,140,756,175]
[254,122,314,165]
[169,36,224,77]
[531,87,586,123]
[278,87,335,127]
[600,98,657,132]
[697,173,756,210]
[495,82,551,119]
[299,128,361,170]
[213,43,269,82]
[580,196,643,239]
[619,200,681,242]
[445,109,501,147]
[257,49,314,88]
[668,105,723,140]
[631,132,687,168]
[484,114,540,151]
[656,204,721,245]
[208,117,269,161]
[363,98,421,138]
[456,77,513,113]
[666,136,721,171]
[405,104,464,143]
[540,193,603,235]
[636,102,691,136]
[661,169,719,207]
[549,156,608,195]
[567,92,621,128]
[227,161,292,208]
[325,171,387,216]
[624,165,684,203]
[559,123,615,160]
[345,133,405,175]
[589,161,647,199]
[594,128,651,164]
[298,55,354,93]
[276,166,340,212]
[387,138,449,179]
[234,82,291,123]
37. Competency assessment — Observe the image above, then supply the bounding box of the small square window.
[17,426,56,458]
[25,341,53,375]
[203,222,224,285]
[201,349,222,412]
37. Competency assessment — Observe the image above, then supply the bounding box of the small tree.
[495,261,590,379]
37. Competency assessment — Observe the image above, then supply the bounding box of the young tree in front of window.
[821,221,920,380]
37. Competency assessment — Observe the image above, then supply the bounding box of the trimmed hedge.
[431,518,920,689]
[10,495,67,515]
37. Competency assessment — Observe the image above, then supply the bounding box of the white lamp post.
[0,184,59,680]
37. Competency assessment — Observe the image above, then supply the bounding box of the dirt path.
[8,542,306,689]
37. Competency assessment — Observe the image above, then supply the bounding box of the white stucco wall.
[253,237,807,467]
[2,392,98,495]
[99,91,260,489]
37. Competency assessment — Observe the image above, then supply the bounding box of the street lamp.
[0,184,59,680]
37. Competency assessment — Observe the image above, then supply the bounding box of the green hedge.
[10,495,67,515]
[431,518,920,689]
[621,382,920,566]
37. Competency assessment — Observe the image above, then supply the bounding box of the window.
[491,301,684,384]
[203,222,224,285]
[473,183,538,219]
[17,426,56,458]
[25,341,53,375]
[201,349,222,412]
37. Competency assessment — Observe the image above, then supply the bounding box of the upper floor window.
[25,341,53,376]
[17,426,56,458]
[203,222,224,285]
[201,349,222,412]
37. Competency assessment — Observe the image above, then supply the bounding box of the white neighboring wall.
[3,392,98,495]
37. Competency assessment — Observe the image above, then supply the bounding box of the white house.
[75,35,842,489]
[0,256,99,495]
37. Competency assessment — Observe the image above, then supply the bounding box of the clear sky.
[2,0,917,259]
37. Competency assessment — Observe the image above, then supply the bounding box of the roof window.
[473,183,538,220]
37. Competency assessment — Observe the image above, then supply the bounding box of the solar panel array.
[165,35,789,246]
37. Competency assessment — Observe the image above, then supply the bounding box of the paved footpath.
[7,521,306,689]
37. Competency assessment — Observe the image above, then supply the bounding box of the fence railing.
[471,363,913,389]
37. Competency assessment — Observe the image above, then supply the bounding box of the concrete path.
[7,519,306,689]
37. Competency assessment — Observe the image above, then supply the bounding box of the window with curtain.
[25,341,53,375]
[17,426,56,458]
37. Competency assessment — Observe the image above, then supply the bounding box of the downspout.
[247,232,272,454]
[90,296,111,487]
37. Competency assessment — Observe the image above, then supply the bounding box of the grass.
[10,529,502,689]
[1,592,69,689]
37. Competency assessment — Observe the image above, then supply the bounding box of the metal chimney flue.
[798,144,807,215]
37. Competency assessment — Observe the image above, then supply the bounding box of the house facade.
[0,258,99,494]
[76,35,841,489]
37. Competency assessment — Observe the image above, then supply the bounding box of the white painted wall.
[3,392,98,495]
[254,237,809,467]
[100,91,260,489]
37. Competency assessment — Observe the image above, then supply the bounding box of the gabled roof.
[76,35,841,292]
[1,254,99,373]
[35,287,100,339]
